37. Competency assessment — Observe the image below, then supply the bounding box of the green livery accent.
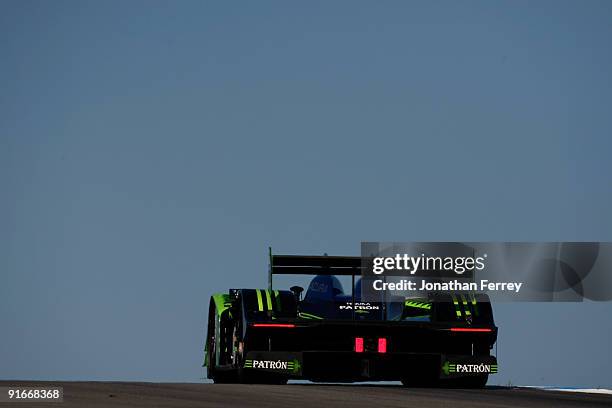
[274,290,282,311]
[449,293,481,320]
[212,293,232,317]
[460,294,471,316]
[299,311,324,320]
[256,289,264,311]
[450,294,462,318]
[255,289,280,312]
[470,294,479,316]
[404,300,432,310]
[290,358,301,374]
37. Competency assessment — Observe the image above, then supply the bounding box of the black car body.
[204,250,498,387]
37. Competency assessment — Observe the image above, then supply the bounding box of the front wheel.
[207,301,239,383]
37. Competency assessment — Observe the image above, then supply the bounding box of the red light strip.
[252,323,296,328]
[355,337,364,353]
[450,327,492,333]
[377,338,387,353]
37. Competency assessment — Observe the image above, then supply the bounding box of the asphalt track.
[1,381,611,408]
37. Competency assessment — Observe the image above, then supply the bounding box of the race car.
[203,250,498,387]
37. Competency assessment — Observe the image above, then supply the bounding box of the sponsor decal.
[442,360,498,375]
[244,359,301,373]
[339,302,380,311]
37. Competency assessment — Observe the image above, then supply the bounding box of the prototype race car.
[203,249,498,387]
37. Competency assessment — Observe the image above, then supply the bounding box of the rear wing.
[268,247,361,290]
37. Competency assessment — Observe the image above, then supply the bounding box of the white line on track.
[524,386,612,395]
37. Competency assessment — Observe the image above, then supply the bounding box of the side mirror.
[290,286,304,302]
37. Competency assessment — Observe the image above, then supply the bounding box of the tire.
[207,301,239,384]
[205,302,218,381]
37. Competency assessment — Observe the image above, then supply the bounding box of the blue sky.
[2,1,612,386]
